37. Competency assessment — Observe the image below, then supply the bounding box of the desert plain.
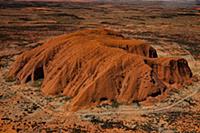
[0,0,200,132]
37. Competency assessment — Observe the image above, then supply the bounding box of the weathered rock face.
[8,29,192,111]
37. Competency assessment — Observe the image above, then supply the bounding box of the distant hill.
[14,0,96,2]
[14,0,198,3]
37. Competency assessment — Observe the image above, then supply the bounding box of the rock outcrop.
[8,29,192,111]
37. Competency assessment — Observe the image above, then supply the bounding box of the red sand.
[8,29,192,111]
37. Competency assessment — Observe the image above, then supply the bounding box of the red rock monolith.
[8,29,192,111]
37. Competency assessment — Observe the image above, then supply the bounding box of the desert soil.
[0,1,200,133]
